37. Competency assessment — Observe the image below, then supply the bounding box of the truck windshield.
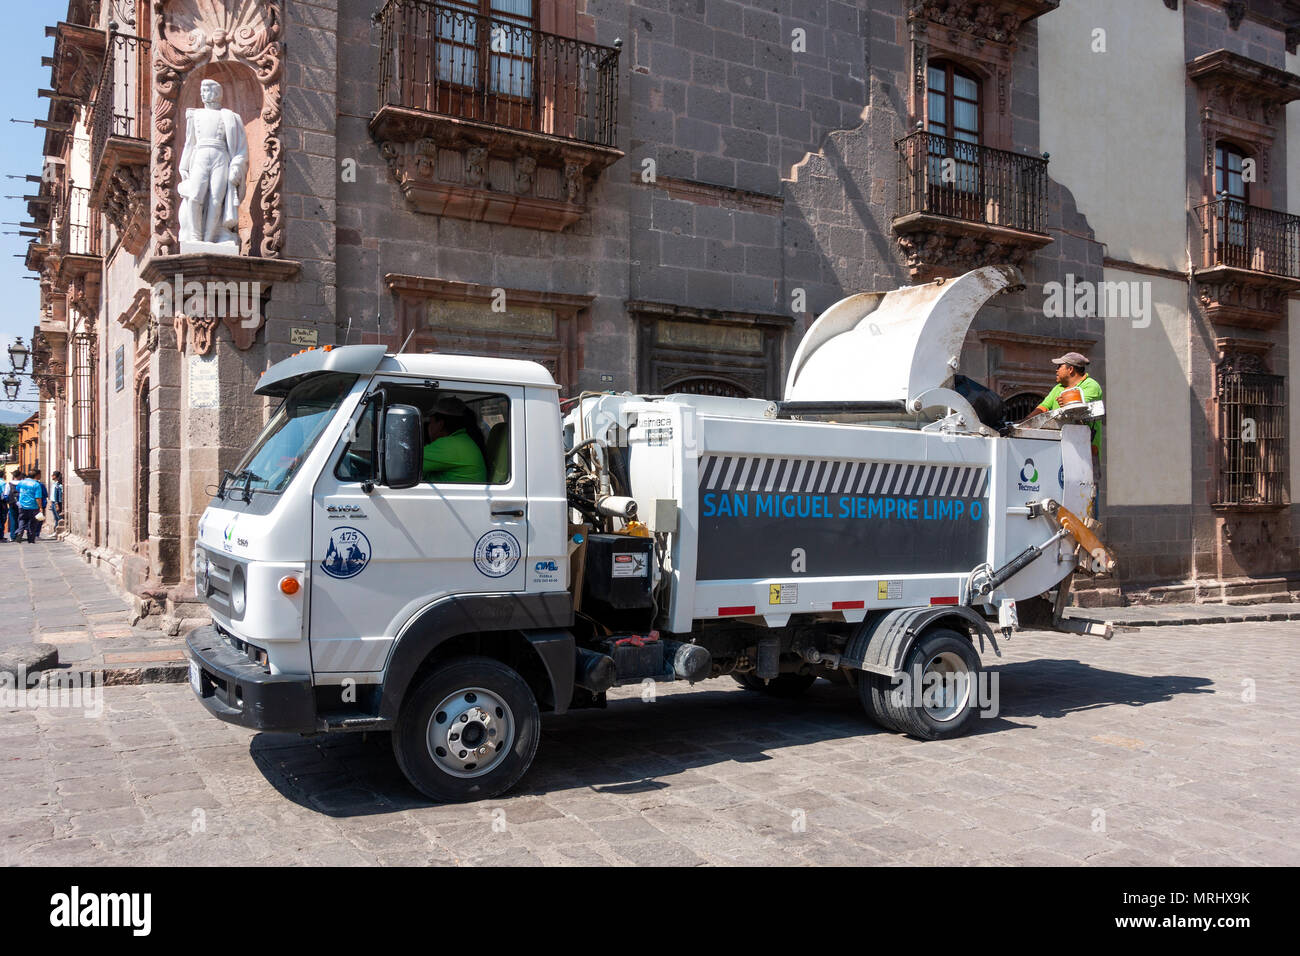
[231,372,357,495]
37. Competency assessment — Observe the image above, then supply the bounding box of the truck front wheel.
[860,628,981,740]
[392,656,540,802]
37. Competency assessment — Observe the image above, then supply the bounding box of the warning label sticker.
[877,580,902,600]
[768,583,798,605]
[612,553,648,578]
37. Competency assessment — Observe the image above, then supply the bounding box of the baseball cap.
[1050,351,1090,367]
[431,396,470,419]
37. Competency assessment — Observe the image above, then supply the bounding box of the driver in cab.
[422,396,487,483]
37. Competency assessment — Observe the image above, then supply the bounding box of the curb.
[1066,609,1300,628]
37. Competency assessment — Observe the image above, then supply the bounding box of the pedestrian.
[50,471,63,534]
[0,472,10,542]
[16,468,47,544]
[5,470,22,543]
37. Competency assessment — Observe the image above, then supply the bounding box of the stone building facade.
[21,0,1300,614]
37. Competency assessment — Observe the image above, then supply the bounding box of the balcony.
[88,32,151,256]
[892,130,1052,280]
[52,184,102,316]
[1193,197,1300,329]
[371,0,623,230]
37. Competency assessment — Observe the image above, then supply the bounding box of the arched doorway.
[1002,391,1044,422]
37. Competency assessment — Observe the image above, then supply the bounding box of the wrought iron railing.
[1216,369,1285,506]
[61,186,102,257]
[90,32,150,178]
[896,130,1049,234]
[375,0,621,148]
[72,330,98,473]
[1194,196,1300,279]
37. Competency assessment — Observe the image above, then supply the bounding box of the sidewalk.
[1066,601,1300,627]
[0,536,187,683]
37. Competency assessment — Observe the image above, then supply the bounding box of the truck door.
[308,381,528,676]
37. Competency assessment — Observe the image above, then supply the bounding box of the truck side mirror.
[382,404,423,489]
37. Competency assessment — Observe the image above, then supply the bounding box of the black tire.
[392,656,540,802]
[859,628,981,740]
[732,672,819,697]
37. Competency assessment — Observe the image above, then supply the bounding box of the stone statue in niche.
[178,79,248,252]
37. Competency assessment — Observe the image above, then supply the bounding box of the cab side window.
[335,397,378,482]
[421,390,511,485]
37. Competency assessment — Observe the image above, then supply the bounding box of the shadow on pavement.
[247,657,1214,817]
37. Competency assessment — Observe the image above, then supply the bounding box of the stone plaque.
[188,353,219,409]
[659,319,762,354]
[290,327,319,347]
[429,301,556,336]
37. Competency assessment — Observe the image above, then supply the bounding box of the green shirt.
[1043,375,1103,451]
[422,428,487,483]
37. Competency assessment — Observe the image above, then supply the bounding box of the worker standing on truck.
[1030,351,1103,520]
[422,396,487,483]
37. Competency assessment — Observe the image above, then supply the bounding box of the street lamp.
[3,373,19,401]
[8,336,29,372]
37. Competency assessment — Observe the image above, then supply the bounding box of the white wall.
[1103,269,1191,505]
[1038,0,1187,272]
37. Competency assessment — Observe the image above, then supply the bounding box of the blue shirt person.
[15,472,47,543]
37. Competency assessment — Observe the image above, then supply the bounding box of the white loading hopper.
[784,266,1022,419]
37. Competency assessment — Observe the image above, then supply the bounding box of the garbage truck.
[185,265,1115,801]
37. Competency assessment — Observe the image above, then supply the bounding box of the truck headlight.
[194,549,210,598]
[230,564,246,617]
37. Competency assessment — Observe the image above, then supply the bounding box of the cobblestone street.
[2,542,1297,865]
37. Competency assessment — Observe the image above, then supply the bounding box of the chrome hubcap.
[426,687,514,778]
[920,651,971,722]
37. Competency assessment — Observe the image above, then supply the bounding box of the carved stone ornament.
[1224,0,1245,31]
[151,0,284,258]
[1195,271,1298,330]
[1215,337,1272,385]
[102,163,151,256]
[514,156,537,195]
[906,1,1059,46]
[67,272,101,320]
[172,311,219,356]
[894,224,1048,281]
[369,88,624,232]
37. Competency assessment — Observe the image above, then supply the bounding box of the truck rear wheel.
[392,656,540,803]
[860,628,980,740]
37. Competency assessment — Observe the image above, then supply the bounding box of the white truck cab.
[186,267,1114,802]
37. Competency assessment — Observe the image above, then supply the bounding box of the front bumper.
[186,625,316,733]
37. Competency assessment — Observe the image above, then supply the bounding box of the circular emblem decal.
[474,530,521,578]
[1019,458,1039,483]
[321,526,371,580]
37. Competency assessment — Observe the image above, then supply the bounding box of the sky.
[0,5,59,415]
